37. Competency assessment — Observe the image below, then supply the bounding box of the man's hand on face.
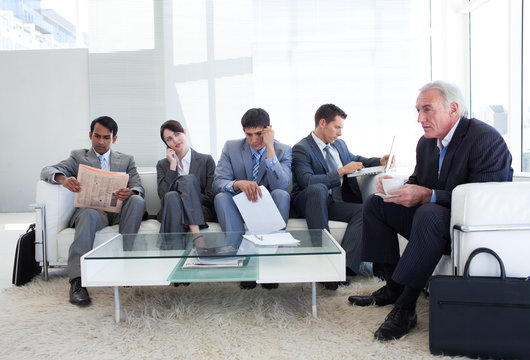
[234,180,262,202]
[261,126,275,149]
[55,174,81,193]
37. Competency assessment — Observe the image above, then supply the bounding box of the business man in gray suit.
[213,108,292,289]
[41,116,145,306]
[348,81,513,341]
[291,104,390,289]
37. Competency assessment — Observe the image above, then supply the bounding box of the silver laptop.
[347,136,395,178]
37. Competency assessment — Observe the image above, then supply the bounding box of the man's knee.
[271,189,290,203]
[306,183,328,202]
[163,191,180,202]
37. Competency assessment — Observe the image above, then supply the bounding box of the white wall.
[0,49,90,212]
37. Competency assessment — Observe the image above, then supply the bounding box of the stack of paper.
[243,232,300,246]
[182,256,245,268]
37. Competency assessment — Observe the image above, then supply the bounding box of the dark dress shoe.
[322,279,351,291]
[69,277,91,306]
[239,281,257,290]
[348,285,398,307]
[374,305,417,341]
[261,283,279,290]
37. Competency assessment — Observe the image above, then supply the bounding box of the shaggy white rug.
[0,271,466,360]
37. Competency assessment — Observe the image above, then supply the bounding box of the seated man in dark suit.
[291,104,391,289]
[348,80,513,341]
[40,116,145,306]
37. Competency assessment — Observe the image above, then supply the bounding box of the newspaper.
[74,164,129,213]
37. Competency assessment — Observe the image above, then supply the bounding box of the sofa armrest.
[451,181,530,277]
[35,180,75,264]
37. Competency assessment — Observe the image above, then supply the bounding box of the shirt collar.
[250,146,266,157]
[438,119,460,151]
[93,148,111,162]
[181,148,192,165]
[311,131,328,151]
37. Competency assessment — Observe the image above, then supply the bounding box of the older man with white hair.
[348,80,513,341]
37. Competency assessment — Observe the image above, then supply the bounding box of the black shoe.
[261,283,279,290]
[240,281,257,290]
[348,285,398,307]
[374,305,417,341]
[69,277,91,306]
[322,279,351,291]
[173,282,190,287]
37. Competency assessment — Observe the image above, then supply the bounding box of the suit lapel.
[438,118,469,186]
[242,141,253,181]
[109,150,121,172]
[86,149,101,169]
[306,134,328,172]
[189,149,200,175]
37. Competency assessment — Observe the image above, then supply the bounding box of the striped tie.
[324,145,342,201]
[98,155,108,171]
[252,152,262,182]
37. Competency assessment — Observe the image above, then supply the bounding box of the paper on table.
[243,232,300,246]
[233,185,286,234]
[74,164,129,213]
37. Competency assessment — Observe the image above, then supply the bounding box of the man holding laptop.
[291,103,392,288]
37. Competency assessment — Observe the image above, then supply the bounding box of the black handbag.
[429,247,530,359]
[12,223,42,286]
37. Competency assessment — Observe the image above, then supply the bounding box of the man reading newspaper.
[40,116,145,306]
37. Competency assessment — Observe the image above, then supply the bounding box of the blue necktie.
[324,145,342,201]
[252,151,262,182]
[438,145,447,178]
[98,155,108,171]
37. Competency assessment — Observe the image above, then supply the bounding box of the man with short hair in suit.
[291,104,391,289]
[348,80,513,341]
[213,108,292,289]
[41,116,145,306]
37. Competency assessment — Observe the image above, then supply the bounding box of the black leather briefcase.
[429,247,530,359]
[12,224,42,286]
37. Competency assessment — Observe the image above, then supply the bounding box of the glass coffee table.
[81,229,345,322]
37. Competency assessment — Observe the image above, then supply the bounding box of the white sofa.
[35,172,530,280]
[34,172,378,277]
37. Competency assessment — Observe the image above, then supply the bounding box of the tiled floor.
[0,212,36,291]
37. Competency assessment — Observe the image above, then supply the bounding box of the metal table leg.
[114,286,120,323]
[312,282,317,318]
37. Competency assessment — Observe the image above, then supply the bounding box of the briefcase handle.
[463,247,506,280]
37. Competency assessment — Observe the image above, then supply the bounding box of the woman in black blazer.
[156,120,217,236]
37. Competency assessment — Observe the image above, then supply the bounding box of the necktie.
[252,151,262,182]
[324,145,342,201]
[98,155,108,171]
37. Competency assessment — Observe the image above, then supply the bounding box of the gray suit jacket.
[156,148,215,209]
[212,138,292,195]
[40,148,144,197]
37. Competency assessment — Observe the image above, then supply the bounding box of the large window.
[469,0,526,174]
[0,0,87,49]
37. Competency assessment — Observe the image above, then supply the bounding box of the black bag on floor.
[429,247,530,359]
[12,223,42,286]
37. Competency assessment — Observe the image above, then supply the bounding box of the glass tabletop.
[84,229,341,260]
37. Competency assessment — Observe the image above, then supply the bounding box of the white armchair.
[449,181,530,278]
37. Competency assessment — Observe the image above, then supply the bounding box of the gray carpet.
[0,271,467,360]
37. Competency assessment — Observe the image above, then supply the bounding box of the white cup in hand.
[382,177,406,194]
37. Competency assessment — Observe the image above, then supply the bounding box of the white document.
[233,185,286,234]
[74,164,129,213]
[243,232,300,246]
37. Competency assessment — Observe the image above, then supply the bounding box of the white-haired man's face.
[416,89,459,140]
